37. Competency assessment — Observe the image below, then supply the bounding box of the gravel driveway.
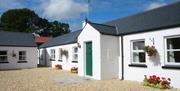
[0,68,179,91]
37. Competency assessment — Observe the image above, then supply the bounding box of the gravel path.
[0,68,179,91]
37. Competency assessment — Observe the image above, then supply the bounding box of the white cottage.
[39,31,81,70]
[40,2,180,88]
[78,2,180,88]
[0,31,38,69]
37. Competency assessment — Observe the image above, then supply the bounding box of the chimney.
[82,18,88,28]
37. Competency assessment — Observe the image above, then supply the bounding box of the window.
[166,36,180,64]
[50,49,55,60]
[0,51,8,62]
[131,40,145,64]
[19,51,26,61]
[72,47,78,63]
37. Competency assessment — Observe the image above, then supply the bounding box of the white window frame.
[19,51,26,61]
[0,50,8,62]
[164,35,180,65]
[50,49,55,60]
[72,47,78,63]
[130,39,146,64]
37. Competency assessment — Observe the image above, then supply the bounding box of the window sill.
[50,59,55,61]
[128,64,147,68]
[17,61,27,63]
[0,61,9,63]
[162,65,180,70]
[72,61,78,63]
[58,59,62,62]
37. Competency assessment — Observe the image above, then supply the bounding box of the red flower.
[168,82,171,85]
[161,81,165,85]
[156,77,160,81]
[153,81,157,85]
[168,78,171,81]
[148,79,152,83]
[55,64,62,69]
[152,75,156,78]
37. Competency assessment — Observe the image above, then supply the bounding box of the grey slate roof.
[0,31,37,47]
[40,30,81,48]
[89,1,180,35]
[88,22,118,36]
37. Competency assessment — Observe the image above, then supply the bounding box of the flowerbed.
[55,64,62,70]
[71,67,78,73]
[143,75,171,89]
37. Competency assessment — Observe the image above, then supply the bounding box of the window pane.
[19,51,26,55]
[167,37,180,49]
[73,54,78,60]
[0,51,7,55]
[22,56,26,60]
[133,52,145,63]
[167,51,180,63]
[133,41,145,50]
[51,49,55,59]
[74,47,78,53]
[19,51,26,60]
[19,51,22,55]
[19,56,22,60]
[0,56,7,61]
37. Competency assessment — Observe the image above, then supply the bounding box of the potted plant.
[71,67,78,73]
[12,51,16,57]
[143,46,157,57]
[143,75,171,89]
[61,49,68,58]
[55,64,62,70]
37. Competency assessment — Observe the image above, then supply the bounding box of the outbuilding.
[0,31,38,69]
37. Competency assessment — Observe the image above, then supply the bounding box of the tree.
[0,8,70,37]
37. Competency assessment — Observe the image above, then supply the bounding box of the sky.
[0,0,179,31]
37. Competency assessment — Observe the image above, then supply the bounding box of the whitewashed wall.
[100,34,119,79]
[122,27,180,88]
[78,23,101,80]
[41,43,78,71]
[0,47,38,69]
[39,48,46,66]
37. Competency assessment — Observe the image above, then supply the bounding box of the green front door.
[86,42,92,76]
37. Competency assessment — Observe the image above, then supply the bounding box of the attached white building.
[40,2,180,89]
[39,31,81,70]
[0,31,38,69]
[78,22,119,80]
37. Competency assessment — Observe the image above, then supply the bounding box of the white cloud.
[145,2,167,10]
[41,0,88,20]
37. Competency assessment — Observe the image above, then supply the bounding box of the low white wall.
[100,34,119,79]
[122,27,180,88]
[0,46,38,69]
[42,43,78,71]
[78,23,101,80]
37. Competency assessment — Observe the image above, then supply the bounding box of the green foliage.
[143,46,157,56]
[60,49,68,58]
[0,8,70,37]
